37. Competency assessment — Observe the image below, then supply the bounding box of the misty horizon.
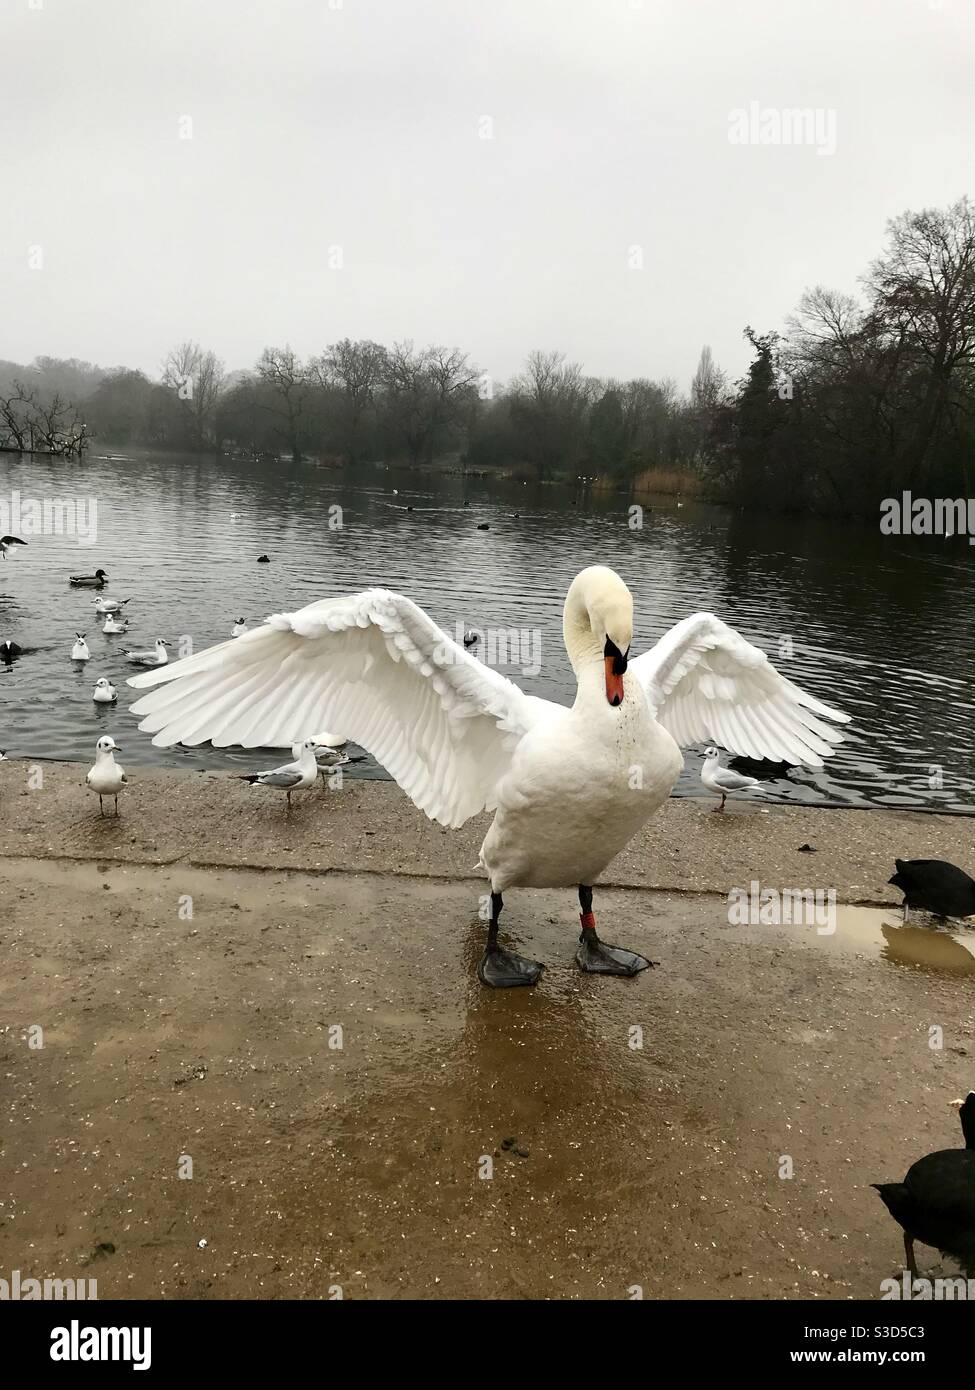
[4,0,973,388]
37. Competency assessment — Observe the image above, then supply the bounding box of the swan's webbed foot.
[478,891,544,988]
[576,926,651,976]
[478,945,544,988]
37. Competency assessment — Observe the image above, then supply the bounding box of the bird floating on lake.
[873,1092,975,1277]
[128,567,850,987]
[476,523,490,530]
[889,859,975,923]
[462,630,478,647]
[71,634,90,662]
[92,677,117,703]
[85,735,126,815]
[102,613,128,634]
[93,596,131,615]
[1,639,23,662]
[701,745,760,812]
[70,568,109,587]
[0,535,27,560]
[231,618,248,638]
[257,554,270,564]
[125,639,169,668]
[239,739,318,808]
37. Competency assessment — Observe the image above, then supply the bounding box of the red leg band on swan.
[580,911,596,930]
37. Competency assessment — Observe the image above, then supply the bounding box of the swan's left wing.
[630,612,850,767]
[128,588,550,828]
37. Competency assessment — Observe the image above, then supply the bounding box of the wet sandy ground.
[0,762,974,1299]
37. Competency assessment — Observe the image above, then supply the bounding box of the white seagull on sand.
[125,639,169,667]
[700,745,760,812]
[128,567,850,987]
[239,739,319,808]
[85,735,126,815]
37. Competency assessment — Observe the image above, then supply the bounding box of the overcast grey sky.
[3,0,973,390]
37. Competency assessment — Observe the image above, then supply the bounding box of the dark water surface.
[1,449,973,812]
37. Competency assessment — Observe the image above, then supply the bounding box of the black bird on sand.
[889,859,975,923]
[872,1093,975,1276]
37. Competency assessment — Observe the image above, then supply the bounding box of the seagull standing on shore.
[312,743,350,789]
[701,746,760,811]
[239,739,319,808]
[0,536,27,560]
[71,634,91,662]
[125,639,169,667]
[85,735,126,815]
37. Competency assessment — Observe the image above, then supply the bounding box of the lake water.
[1,449,973,813]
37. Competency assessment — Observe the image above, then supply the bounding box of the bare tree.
[256,346,311,462]
[162,340,225,449]
[314,338,387,462]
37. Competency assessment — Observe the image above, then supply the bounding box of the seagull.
[239,739,319,808]
[231,618,248,638]
[125,639,169,667]
[873,1093,975,1277]
[0,536,26,560]
[71,633,91,662]
[701,745,760,812]
[102,613,128,634]
[128,567,850,988]
[312,743,350,789]
[889,859,975,924]
[92,677,118,703]
[93,596,131,615]
[70,569,109,587]
[85,735,126,815]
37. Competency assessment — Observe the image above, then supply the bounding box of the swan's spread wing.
[631,613,850,767]
[129,588,547,827]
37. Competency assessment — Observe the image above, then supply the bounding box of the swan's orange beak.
[605,655,624,707]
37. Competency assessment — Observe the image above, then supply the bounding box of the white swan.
[128,566,850,986]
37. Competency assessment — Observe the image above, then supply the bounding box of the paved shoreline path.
[1,761,973,1298]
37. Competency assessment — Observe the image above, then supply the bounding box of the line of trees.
[3,197,971,514]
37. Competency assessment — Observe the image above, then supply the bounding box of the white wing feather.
[128,589,550,828]
[631,613,850,767]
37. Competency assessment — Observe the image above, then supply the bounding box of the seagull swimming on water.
[85,735,126,815]
[93,677,118,703]
[102,613,128,634]
[231,618,248,638]
[239,739,319,808]
[71,633,91,662]
[125,639,169,667]
[93,596,132,615]
[701,745,760,812]
[0,536,27,560]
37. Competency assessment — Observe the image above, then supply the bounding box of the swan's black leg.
[575,884,652,976]
[477,891,544,988]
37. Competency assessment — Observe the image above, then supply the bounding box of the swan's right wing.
[129,588,551,828]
